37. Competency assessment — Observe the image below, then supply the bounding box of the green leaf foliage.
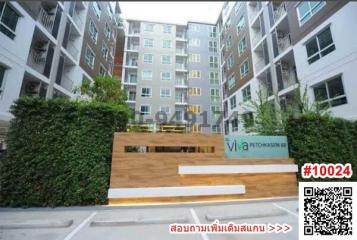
[0,97,130,207]
[286,114,357,181]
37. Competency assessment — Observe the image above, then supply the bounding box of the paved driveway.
[0,197,298,240]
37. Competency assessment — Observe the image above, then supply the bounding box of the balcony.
[251,16,265,48]
[275,45,296,93]
[253,39,269,74]
[175,96,188,105]
[38,7,55,33]
[273,3,287,24]
[277,33,291,56]
[176,33,187,41]
[176,63,188,72]
[249,1,262,23]
[272,15,292,59]
[125,59,138,68]
[72,11,84,31]
[27,30,54,78]
[20,74,48,97]
[126,44,139,51]
[59,74,74,92]
[176,48,187,56]
[175,78,188,88]
[126,91,136,103]
[123,75,137,85]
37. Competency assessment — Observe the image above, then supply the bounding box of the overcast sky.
[116,1,225,25]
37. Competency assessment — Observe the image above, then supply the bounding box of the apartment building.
[219,1,357,135]
[0,1,124,148]
[123,19,222,133]
[80,1,123,80]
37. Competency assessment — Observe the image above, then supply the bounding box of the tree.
[79,75,127,105]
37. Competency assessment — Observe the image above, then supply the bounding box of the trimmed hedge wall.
[286,114,357,181]
[0,97,129,207]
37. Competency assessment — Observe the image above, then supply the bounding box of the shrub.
[0,97,130,207]
[286,114,357,181]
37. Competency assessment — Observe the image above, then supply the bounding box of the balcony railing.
[124,76,137,84]
[38,7,55,33]
[252,31,263,47]
[254,57,266,73]
[175,79,188,86]
[72,11,83,30]
[278,67,297,91]
[126,60,138,67]
[66,41,79,60]
[128,29,140,35]
[61,74,74,92]
[127,45,139,51]
[176,49,187,55]
[277,34,291,55]
[176,33,187,40]
[28,48,48,75]
[176,63,187,70]
[273,3,286,23]
[175,97,187,104]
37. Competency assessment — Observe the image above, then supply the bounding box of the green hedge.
[0,97,129,207]
[286,114,357,181]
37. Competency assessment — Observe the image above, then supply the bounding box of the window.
[163,25,172,33]
[231,117,238,132]
[160,106,170,114]
[161,72,171,81]
[143,53,153,63]
[175,110,183,121]
[189,23,200,32]
[297,1,326,25]
[238,37,247,55]
[227,55,234,70]
[211,106,221,121]
[92,2,102,19]
[236,16,245,34]
[306,27,335,64]
[209,41,218,53]
[188,87,201,96]
[143,38,154,48]
[209,26,217,37]
[313,75,347,108]
[230,96,237,109]
[188,105,201,113]
[141,87,151,97]
[209,56,218,68]
[85,46,95,68]
[242,112,254,128]
[162,40,171,48]
[212,125,221,133]
[142,70,153,80]
[89,20,98,43]
[101,43,109,60]
[192,124,202,133]
[161,55,171,64]
[211,88,220,103]
[160,88,171,97]
[242,85,251,102]
[144,23,154,32]
[104,22,111,39]
[189,70,201,79]
[226,35,232,49]
[209,72,219,85]
[0,65,6,92]
[189,38,200,47]
[189,54,200,63]
[240,60,249,78]
[99,64,106,76]
[140,105,151,115]
[0,2,19,39]
[228,75,236,89]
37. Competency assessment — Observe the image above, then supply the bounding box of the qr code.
[303,186,352,235]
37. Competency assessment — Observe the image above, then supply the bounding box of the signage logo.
[225,139,249,151]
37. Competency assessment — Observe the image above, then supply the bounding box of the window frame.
[161,55,172,64]
[85,45,95,69]
[230,95,237,109]
[297,1,326,26]
[242,85,251,102]
[240,59,250,78]
[143,53,154,64]
[305,26,335,64]
[0,2,20,40]
[143,38,154,48]
[141,69,153,81]
[141,87,152,97]
[160,87,171,98]
[161,72,171,81]
[140,105,151,115]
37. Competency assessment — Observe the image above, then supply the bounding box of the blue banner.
[224,135,289,159]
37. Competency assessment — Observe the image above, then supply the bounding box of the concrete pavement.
[0,197,298,240]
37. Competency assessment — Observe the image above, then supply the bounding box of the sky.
[116,1,225,25]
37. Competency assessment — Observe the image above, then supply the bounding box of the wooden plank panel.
[109,133,298,202]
